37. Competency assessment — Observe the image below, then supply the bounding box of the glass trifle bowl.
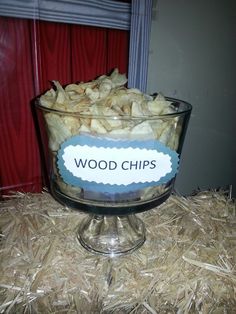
[35,69,192,256]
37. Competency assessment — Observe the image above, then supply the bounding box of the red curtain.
[0,17,129,195]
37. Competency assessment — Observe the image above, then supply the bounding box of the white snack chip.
[39,69,179,147]
[39,69,182,202]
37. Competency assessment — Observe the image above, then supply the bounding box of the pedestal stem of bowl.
[77,214,146,256]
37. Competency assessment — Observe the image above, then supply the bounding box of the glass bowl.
[35,96,192,256]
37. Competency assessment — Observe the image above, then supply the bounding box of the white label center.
[61,145,172,185]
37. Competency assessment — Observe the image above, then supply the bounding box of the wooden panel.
[0,17,42,194]
[30,20,72,94]
[71,25,107,82]
[0,17,129,195]
[107,28,129,75]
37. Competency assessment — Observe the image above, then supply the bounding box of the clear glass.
[35,97,192,255]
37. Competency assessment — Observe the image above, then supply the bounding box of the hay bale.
[0,190,235,313]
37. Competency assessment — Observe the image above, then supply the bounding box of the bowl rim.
[35,96,192,119]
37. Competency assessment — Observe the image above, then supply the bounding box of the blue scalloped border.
[57,135,179,193]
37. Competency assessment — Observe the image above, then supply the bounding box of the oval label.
[57,135,179,193]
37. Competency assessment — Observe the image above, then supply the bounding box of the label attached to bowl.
[57,135,179,193]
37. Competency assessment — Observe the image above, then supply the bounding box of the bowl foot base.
[77,214,145,256]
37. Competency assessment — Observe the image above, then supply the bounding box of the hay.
[0,190,235,313]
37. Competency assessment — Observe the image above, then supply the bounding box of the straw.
[0,189,235,313]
